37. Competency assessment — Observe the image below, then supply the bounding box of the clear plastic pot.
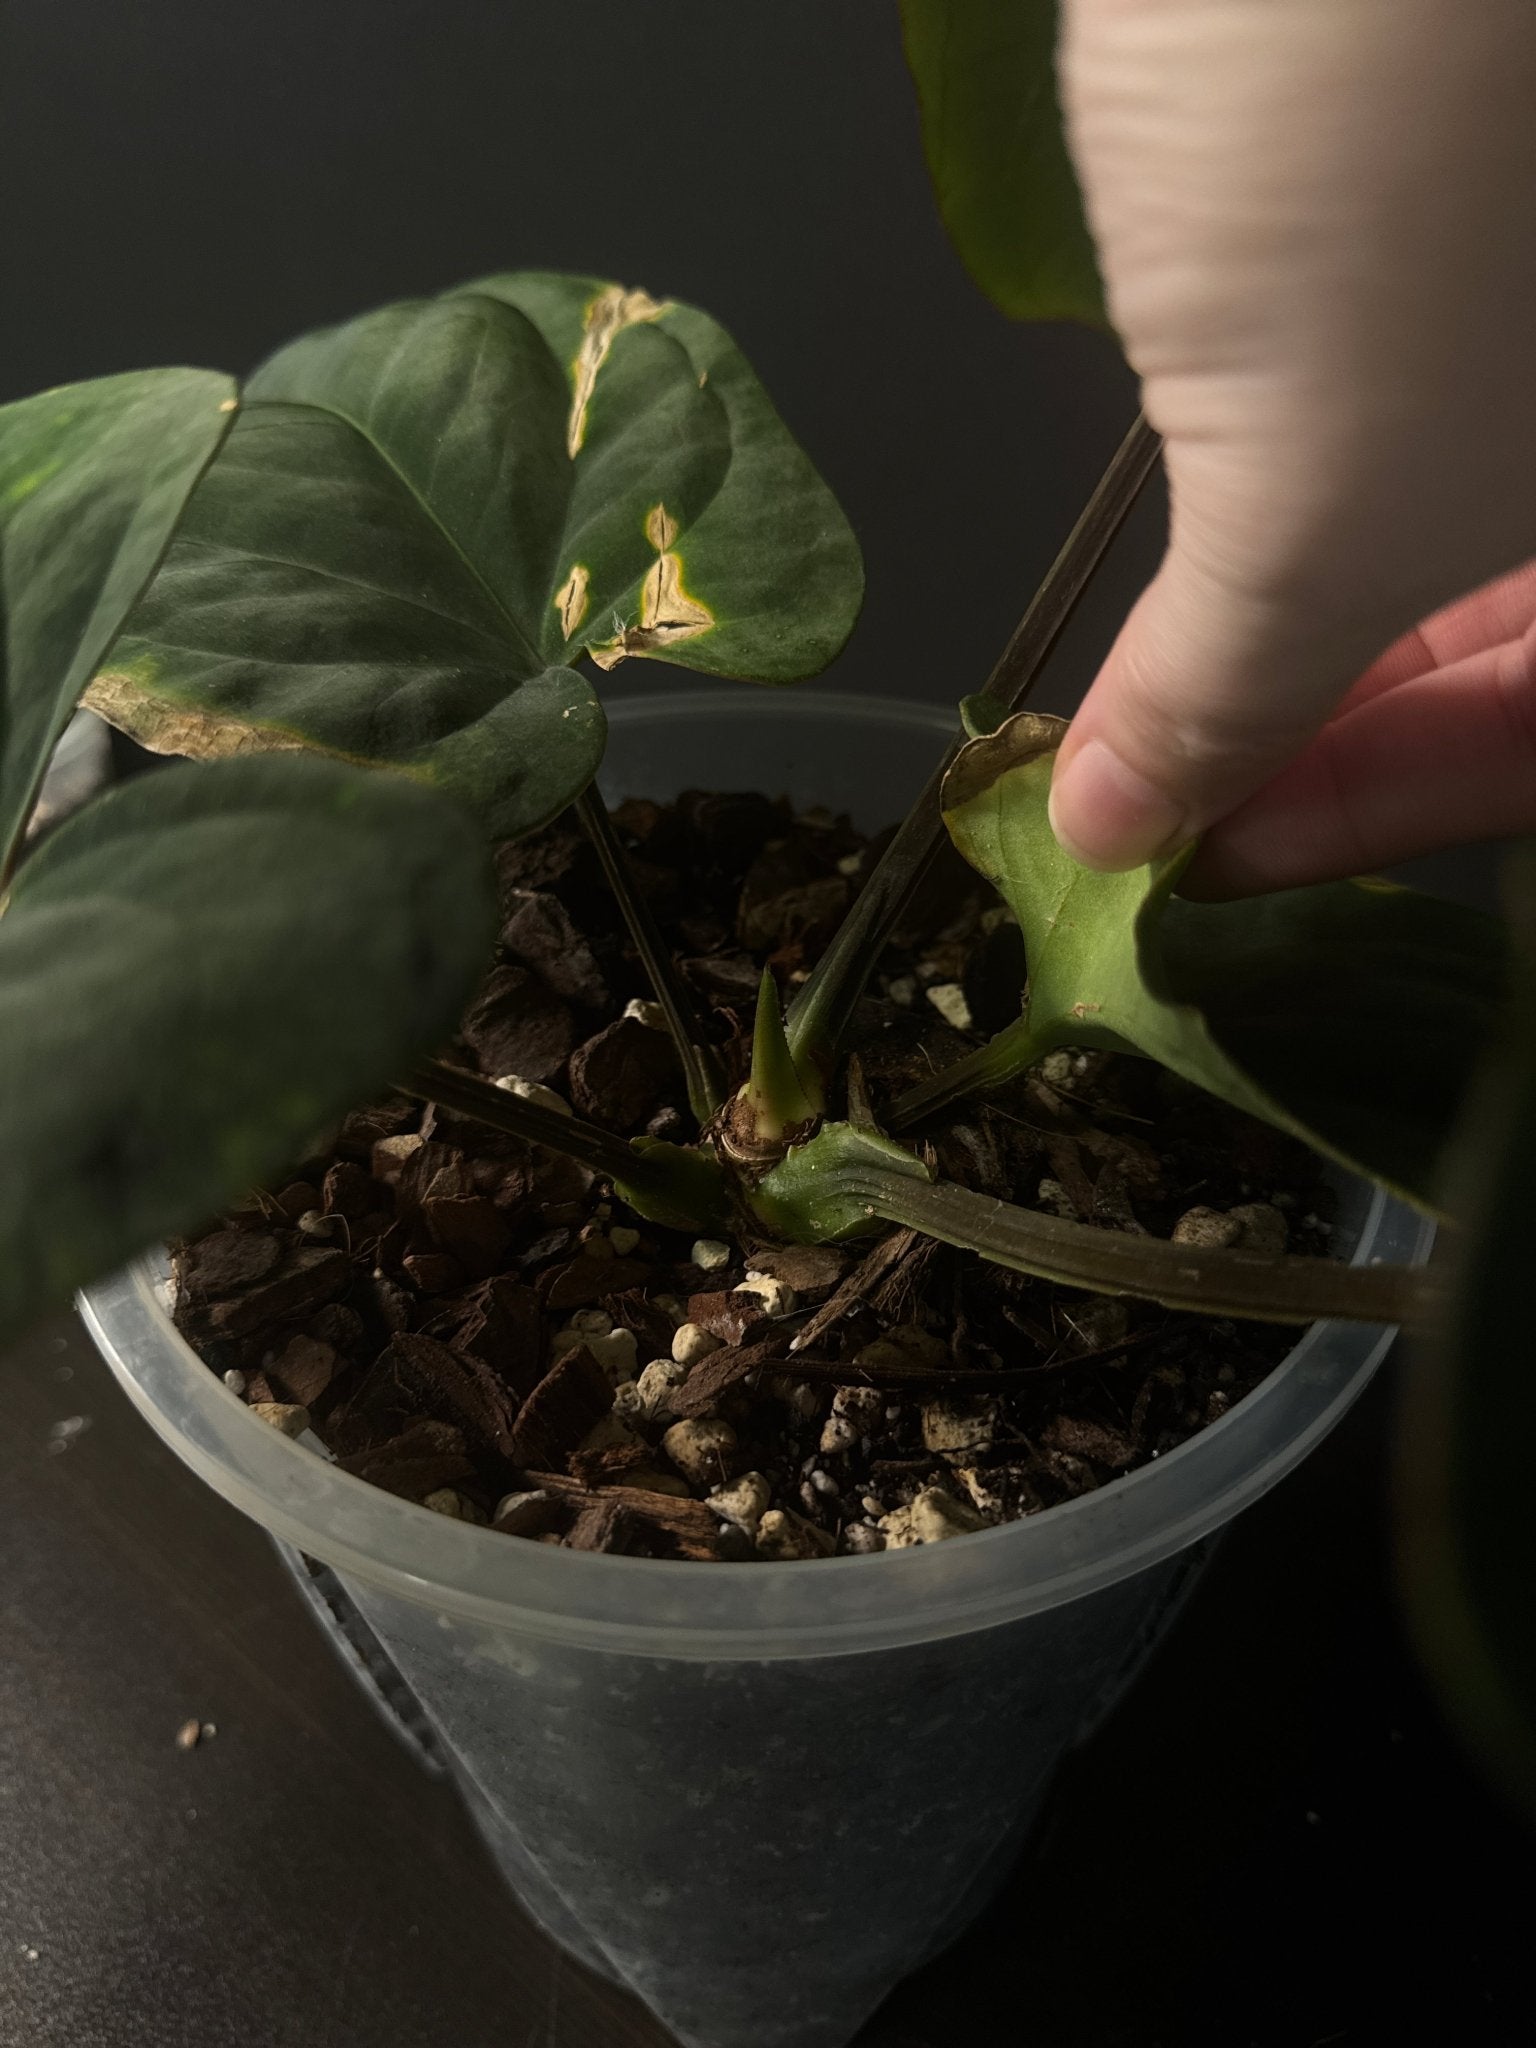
[80,692,1431,2048]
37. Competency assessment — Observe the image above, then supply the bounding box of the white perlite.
[920,1395,1000,1458]
[671,1320,722,1366]
[756,1507,836,1560]
[635,1357,691,1420]
[611,1379,646,1423]
[422,1488,487,1524]
[371,1133,424,1185]
[819,1412,860,1456]
[590,1329,640,1382]
[1171,1205,1243,1250]
[623,997,668,1030]
[554,1320,637,1385]
[708,1471,772,1540]
[494,1489,554,1532]
[691,1238,731,1272]
[819,1383,886,1455]
[831,1385,887,1432]
[1040,1049,1086,1086]
[1035,1176,1078,1219]
[494,1074,573,1116]
[1226,1201,1290,1255]
[1169,1197,1292,1255]
[955,1467,1005,1518]
[565,1307,613,1335]
[880,1486,988,1548]
[662,1417,737,1488]
[250,1401,309,1438]
[580,1407,644,1454]
[734,1273,797,1317]
[852,1324,947,1373]
[925,982,973,1031]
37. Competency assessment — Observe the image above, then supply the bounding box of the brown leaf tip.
[941,711,1069,816]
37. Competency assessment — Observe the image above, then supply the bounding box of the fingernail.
[1048,739,1188,870]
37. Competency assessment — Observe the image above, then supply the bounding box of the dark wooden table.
[2,1309,1528,2048]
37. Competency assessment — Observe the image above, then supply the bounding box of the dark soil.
[169,788,1337,1562]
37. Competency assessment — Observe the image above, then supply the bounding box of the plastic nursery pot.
[80,692,1433,2048]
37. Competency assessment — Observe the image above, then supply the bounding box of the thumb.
[1048,543,1387,873]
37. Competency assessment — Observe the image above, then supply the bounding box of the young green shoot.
[728,970,825,1153]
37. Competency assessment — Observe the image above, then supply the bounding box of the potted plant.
[1,16,1526,2048]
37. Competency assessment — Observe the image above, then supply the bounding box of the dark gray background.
[0,0,1158,718]
[0,5,1525,2046]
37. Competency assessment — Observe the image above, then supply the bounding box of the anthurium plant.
[0,267,1504,1335]
[0,5,1526,1792]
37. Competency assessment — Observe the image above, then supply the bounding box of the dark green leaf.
[91,277,862,836]
[0,756,496,1338]
[903,712,1505,1211]
[900,0,1107,326]
[0,369,236,877]
[1153,880,1504,1213]
[453,275,864,681]
[1398,845,1536,1814]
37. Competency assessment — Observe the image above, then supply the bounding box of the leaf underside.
[0,755,496,1340]
[899,0,1108,327]
[0,367,236,876]
[938,713,1507,1211]
[89,275,863,840]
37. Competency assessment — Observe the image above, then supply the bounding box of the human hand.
[1047,0,1536,890]
[1187,559,1536,894]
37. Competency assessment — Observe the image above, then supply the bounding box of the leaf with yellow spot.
[554,563,592,640]
[94,275,862,840]
[453,272,863,681]
[588,502,715,669]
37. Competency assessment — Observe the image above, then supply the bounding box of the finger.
[1186,626,1536,896]
[1047,546,1392,872]
[1338,556,1536,714]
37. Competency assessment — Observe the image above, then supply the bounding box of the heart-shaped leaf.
[88,276,862,838]
[0,368,236,878]
[450,273,864,679]
[900,0,1108,327]
[0,754,496,1339]
[901,712,1507,1211]
[1398,845,1536,1812]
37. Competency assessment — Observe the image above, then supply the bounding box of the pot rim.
[78,690,1431,1660]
